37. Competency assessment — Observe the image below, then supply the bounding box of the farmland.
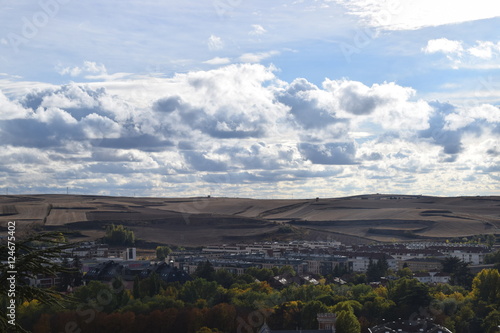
[0,194,499,246]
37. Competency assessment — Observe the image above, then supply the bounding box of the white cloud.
[1,64,498,197]
[423,39,500,69]
[203,57,231,65]
[207,34,224,51]
[423,38,464,55]
[0,90,31,120]
[468,41,500,59]
[238,50,279,63]
[331,0,500,31]
[249,24,267,35]
[445,104,500,131]
[59,61,107,78]
[323,80,432,131]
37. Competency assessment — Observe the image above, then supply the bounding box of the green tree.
[72,280,120,313]
[194,261,216,281]
[471,269,500,306]
[335,310,361,333]
[104,224,135,246]
[213,269,235,288]
[246,267,274,281]
[156,246,172,261]
[133,275,140,299]
[441,257,473,288]
[301,300,329,329]
[483,309,500,333]
[388,278,431,319]
[0,232,79,332]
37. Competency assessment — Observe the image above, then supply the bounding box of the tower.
[317,313,336,332]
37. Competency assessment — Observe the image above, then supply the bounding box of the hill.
[0,194,499,246]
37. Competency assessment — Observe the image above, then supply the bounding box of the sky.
[0,0,499,198]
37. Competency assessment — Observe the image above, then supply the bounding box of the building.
[413,272,451,284]
[83,260,192,285]
[259,313,336,332]
[369,319,452,332]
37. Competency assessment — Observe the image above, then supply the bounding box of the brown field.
[0,194,499,246]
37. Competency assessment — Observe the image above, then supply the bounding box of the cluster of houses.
[166,240,493,285]
[19,238,495,289]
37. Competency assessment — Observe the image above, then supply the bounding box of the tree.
[246,267,274,281]
[471,269,500,306]
[133,275,140,299]
[278,265,297,276]
[301,300,329,329]
[194,261,216,281]
[441,257,473,288]
[388,278,431,319]
[335,310,361,333]
[213,269,235,288]
[104,224,135,246]
[483,309,500,333]
[156,246,172,261]
[0,232,79,332]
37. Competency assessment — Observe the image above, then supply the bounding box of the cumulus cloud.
[423,38,464,55]
[1,64,498,196]
[423,39,500,69]
[59,61,108,78]
[298,142,357,165]
[323,80,432,131]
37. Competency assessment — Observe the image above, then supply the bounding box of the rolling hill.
[0,194,499,246]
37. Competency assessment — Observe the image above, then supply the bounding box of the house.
[369,319,452,332]
[413,271,451,284]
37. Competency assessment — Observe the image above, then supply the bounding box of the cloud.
[59,61,107,78]
[423,38,464,55]
[249,24,267,35]
[1,64,499,197]
[468,41,500,59]
[203,57,231,65]
[238,51,279,63]
[277,78,343,130]
[298,142,357,165]
[207,34,224,51]
[183,151,227,172]
[423,39,500,69]
[0,90,30,120]
[331,0,500,31]
[323,80,432,131]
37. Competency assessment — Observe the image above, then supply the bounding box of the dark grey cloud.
[486,147,499,156]
[84,163,164,175]
[173,104,266,139]
[362,152,383,161]
[277,78,342,129]
[338,84,384,115]
[419,102,463,155]
[94,134,174,152]
[0,118,77,148]
[183,151,227,172]
[153,96,182,113]
[201,168,342,184]
[298,142,357,165]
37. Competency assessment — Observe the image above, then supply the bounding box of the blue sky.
[0,0,499,198]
